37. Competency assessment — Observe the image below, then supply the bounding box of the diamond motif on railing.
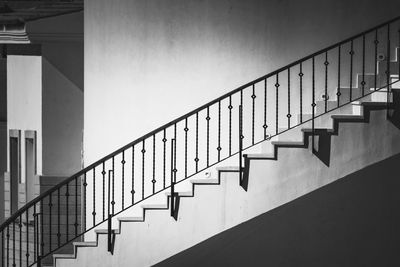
[336,92,341,96]
[111,201,115,205]
[206,116,211,121]
[194,157,199,162]
[275,83,280,88]
[263,124,268,129]
[240,135,244,139]
[361,81,366,86]
[131,190,135,194]
[83,182,87,187]
[141,149,146,153]
[324,61,329,66]
[217,146,222,151]
[374,39,379,45]
[349,50,355,56]
[184,127,189,132]
[92,211,96,216]
[311,103,316,107]
[228,105,233,110]
[162,138,167,143]
[121,160,126,164]
[251,94,256,99]
[101,170,106,175]
[299,72,304,77]
[151,180,156,184]
[287,114,292,118]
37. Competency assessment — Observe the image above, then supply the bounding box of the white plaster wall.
[7,55,42,181]
[84,0,400,166]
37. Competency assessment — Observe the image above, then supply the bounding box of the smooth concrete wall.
[0,58,6,223]
[84,0,400,166]
[7,55,43,179]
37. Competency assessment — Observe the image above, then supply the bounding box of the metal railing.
[1,15,400,267]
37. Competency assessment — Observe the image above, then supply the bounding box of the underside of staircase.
[2,16,400,267]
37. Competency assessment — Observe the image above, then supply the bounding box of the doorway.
[25,131,36,205]
[9,130,20,215]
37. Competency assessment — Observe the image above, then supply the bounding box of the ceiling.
[0,0,83,26]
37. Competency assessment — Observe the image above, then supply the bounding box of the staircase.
[2,16,400,267]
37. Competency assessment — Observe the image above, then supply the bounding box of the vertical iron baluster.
[275,74,279,134]
[184,118,188,177]
[12,221,15,267]
[324,52,329,112]
[218,100,222,161]
[312,57,316,152]
[1,229,3,267]
[174,123,177,181]
[362,34,366,96]
[152,136,156,194]
[162,130,166,188]
[170,139,175,218]
[57,188,60,247]
[122,150,126,208]
[132,145,135,204]
[229,95,232,155]
[49,193,52,252]
[141,141,145,199]
[337,45,341,107]
[107,169,112,253]
[92,168,96,227]
[75,177,78,237]
[102,162,105,220]
[299,63,303,123]
[206,107,210,167]
[66,182,69,242]
[263,79,268,139]
[195,112,199,172]
[349,40,354,101]
[83,173,87,234]
[239,105,243,172]
[33,206,36,263]
[374,29,379,91]
[387,23,391,118]
[287,68,291,128]
[19,215,21,267]
[26,210,29,267]
[251,84,255,144]
[6,225,9,267]
[40,201,44,264]
[112,156,115,216]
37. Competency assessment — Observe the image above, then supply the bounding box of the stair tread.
[118,216,144,222]
[244,153,275,159]
[190,178,219,184]
[141,203,168,209]
[271,141,304,146]
[165,191,193,197]
[216,166,240,172]
[95,228,120,234]
[331,114,364,120]
[53,254,75,259]
[73,241,97,247]
[301,128,334,133]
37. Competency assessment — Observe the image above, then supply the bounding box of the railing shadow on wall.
[1,15,400,267]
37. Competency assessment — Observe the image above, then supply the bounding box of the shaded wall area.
[0,57,6,223]
[157,153,400,267]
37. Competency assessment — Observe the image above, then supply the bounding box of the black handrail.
[1,15,400,267]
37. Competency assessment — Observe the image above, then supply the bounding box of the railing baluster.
[170,139,175,218]
[102,162,105,220]
[57,188,60,247]
[184,118,188,177]
[374,29,379,91]
[82,173,87,234]
[251,84,255,144]
[229,96,232,155]
[92,168,96,227]
[107,169,112,253]
[312,57,316,152]
[206,107,210,167]
[49,193,52,253]
[337,45,341,107]
[6,225,9,267]
[152,136,156,194]
[387,23,391,118]
[1,229,4,267]
[287,68,291,129]
[26,210,29,267]
[33,206,36,263]
[218,100,222,160]
[19,215,22,267]
[112,157,115,216]
[141,141,145,199]
[75,177,78,237]
[195,112,199,172]
[66,182,70,242]
[275,74,279,134]
[299,63,303,123]
[239,105,243,173]
[132,145,135,204]
[263,79,268,139]
[324,52,329,112]
[122,150,126,208]
[362,34,366,96]
[12,221,15,267]
[40,201,44,265]
[162,130,166,188]
[174,123,177,180]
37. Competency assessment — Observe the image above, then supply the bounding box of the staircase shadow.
[155,153,400,267]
